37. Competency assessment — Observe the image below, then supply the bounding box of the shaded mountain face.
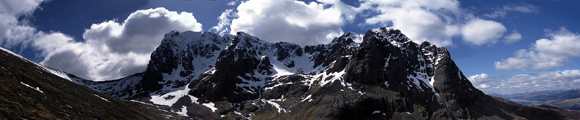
[0,48,185,119]
[67,28,579,120]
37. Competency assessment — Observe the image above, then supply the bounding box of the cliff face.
[62,28,579,120]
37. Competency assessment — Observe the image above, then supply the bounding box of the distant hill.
[501,89,580,110]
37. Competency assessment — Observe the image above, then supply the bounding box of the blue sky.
[2,0,580,94]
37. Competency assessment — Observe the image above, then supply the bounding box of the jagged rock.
[60,28,579,120]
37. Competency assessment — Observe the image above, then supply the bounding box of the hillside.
[0,48,186,120]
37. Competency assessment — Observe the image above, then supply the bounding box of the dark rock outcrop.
[61,28,580,120]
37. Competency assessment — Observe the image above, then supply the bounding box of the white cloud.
[468,73,489,82]
[485,4,538,18]
[358,0,509,46]
[471,70,580,94]
[496,28,580,70]
[83,7,202,54]
[32,32,74,54]
[0,15,37,48]
[505,31,522,43]
[0,0,44,49]
[227,0,354,46]
[216,0,511,47]
[0,0,43,15]
[40,7,203,81]
[359,0,460,46]
[461,18,507,45]
[506,4,537,13]
[468,73,491,89]
[0,0,79,58]
[210,9,234,35]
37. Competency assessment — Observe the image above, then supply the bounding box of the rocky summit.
[2,28,579,120]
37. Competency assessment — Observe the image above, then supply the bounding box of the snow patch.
[44,67,71,80]
[300,94,312,102]
[94,94,111,102]
[407,69,439,94]
[234,111,243,115]
[407,72,430,90]
[265,81,294,91]
[130,100,153,106]
[176,106,188,116]
[150,84,191,106]
[19,82,44,94]
[272,65,294,77]
[318,69,346,87]
[358,91,365,95]
[188,95,199,104]
[202,102,218,112]
[263,99,287,113]
[268,50,317,75]
[429,76,435,87]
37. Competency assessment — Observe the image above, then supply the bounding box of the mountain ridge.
[47,28,580,119]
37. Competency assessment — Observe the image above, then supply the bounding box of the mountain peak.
[364,27,411,47]
[54,28,579,119]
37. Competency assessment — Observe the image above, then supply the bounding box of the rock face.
[67,28,578,120]
[0,48,185,120]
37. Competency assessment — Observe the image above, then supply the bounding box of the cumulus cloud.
[0,0,78,56]
[496,28,580,70]
[469,70,580,94]
[468,73,489,82]
[0,0,43,15]
[468,73,491,89]
[0,16,37,48]
[214,0,511,46]
[357,0,509,46]
[359,0,460,46]
[210,9,234,35]
[40,7,203,81]
[0,0,44,49]
[461,18,507,45]
[83,8,202,54]
[504,31,522,43]
[227,0,355,46]
[32,32,74,54]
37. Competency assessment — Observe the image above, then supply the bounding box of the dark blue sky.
[30,0,148,40]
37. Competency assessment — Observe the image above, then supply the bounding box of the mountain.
[501,89,580,110]
[64,28,579,119]
[0,48,186,119]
